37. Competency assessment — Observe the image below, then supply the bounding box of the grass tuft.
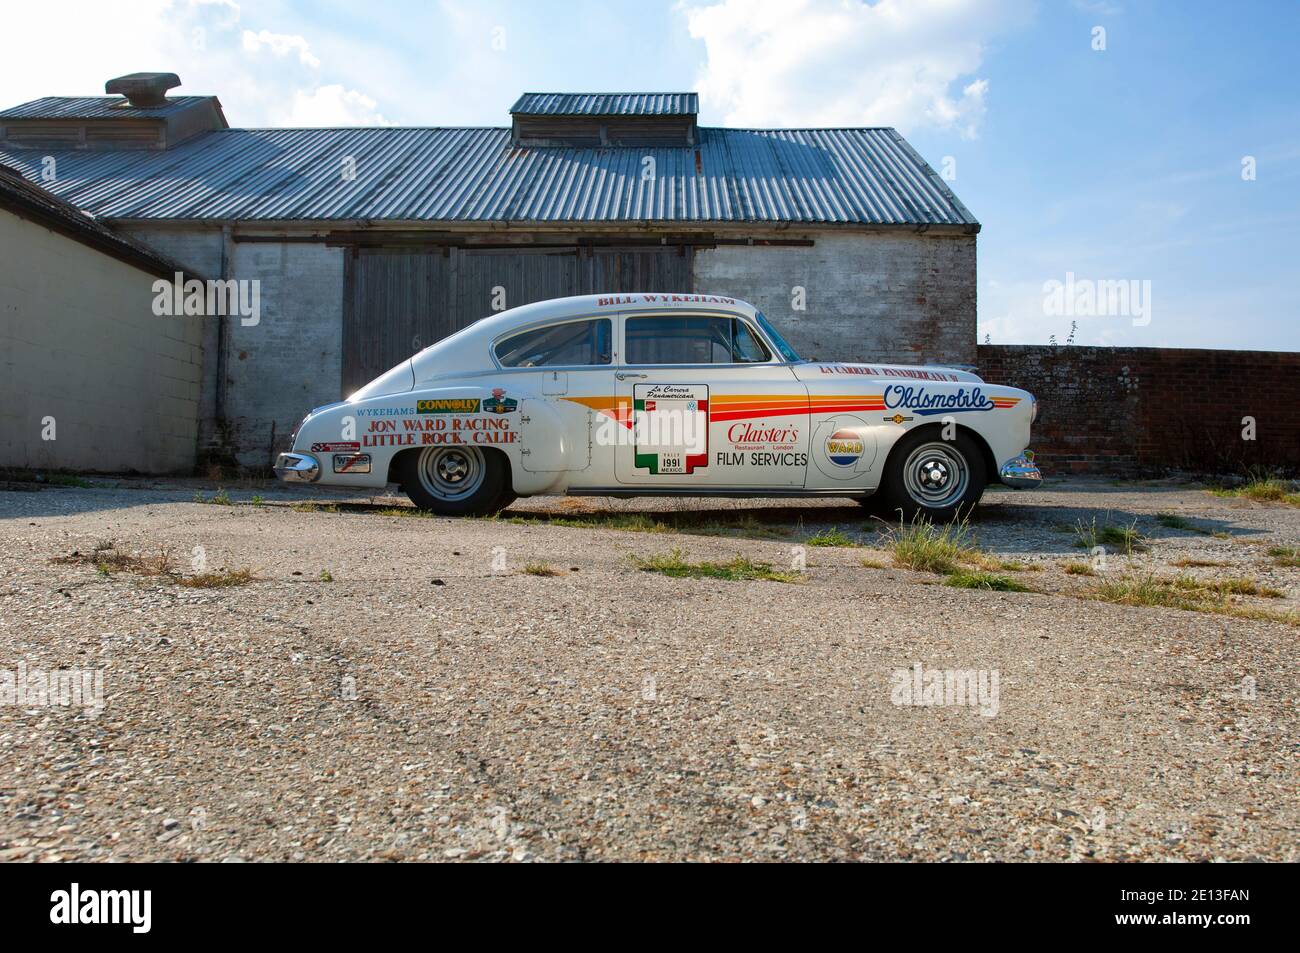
[194,488,233,506]
[1073,516,1146,554]
[1155,512,1209,534]
[52,543,253,587]
[1266,546,1299,568]
[805,526,859,547]
[178,568,254,588]
[1169,557,1228,568]
[1209,475,1300,507]
[291,501,340,513]
[522,561,560,577]
[943,569,1033,592]
[886,515,976,574]
[1063,561,1097,576]
[632,549,803,584]
[1086,574,1296,625]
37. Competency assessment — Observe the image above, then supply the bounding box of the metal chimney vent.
[104,72,181,108]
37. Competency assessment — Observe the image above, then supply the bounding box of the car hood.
[349,359,415,400]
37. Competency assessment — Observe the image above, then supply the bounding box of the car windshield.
[754,311,801,362]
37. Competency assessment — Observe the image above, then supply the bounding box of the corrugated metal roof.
[0,96,216,120]
[512,93,698,117]
[0,163,202,279]
[0,126,978,228]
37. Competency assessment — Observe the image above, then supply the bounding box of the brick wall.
[977,345,1300,475]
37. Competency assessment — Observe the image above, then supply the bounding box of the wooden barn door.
[342,244,694,396]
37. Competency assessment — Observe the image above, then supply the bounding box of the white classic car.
[275,293,1041,519]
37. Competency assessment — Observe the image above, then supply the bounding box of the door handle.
[615,372,648,381]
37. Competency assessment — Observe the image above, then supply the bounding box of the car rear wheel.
[398,446,509,516]
[865,429,987,523]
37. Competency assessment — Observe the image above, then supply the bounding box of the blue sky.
[6,0,1299,350]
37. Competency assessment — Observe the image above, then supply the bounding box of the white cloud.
[682,0,1030,136]
[241,29,322,69]
[0,0,385,127]
[287,85,390,127]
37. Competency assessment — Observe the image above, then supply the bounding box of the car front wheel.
[398,446,510,516]
[866,429,987,523]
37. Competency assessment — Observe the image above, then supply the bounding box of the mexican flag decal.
[632,383,709,475]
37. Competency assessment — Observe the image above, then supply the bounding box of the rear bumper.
[999,452,1042,489]
[274,452,319,483]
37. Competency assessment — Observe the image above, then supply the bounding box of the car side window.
[495,318,612,367]
[625,316,771,365]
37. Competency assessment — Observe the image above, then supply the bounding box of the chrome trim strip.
[566,487,871,498]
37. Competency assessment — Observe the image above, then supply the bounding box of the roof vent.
[105,72,181,109]
[510,92,699,147]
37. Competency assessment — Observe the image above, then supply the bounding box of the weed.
[1086,574,1296,625]
[1073,516,1146,554]
[1267,546,1299,567]
[1063,562,1096,576]
[886,515,976,574]
[1209,475,1300,507]
[632,549,802,584]
[522,561,561,577]
[52,543,253,587]
[944,569,1033,592]
[805,526,859,547]
[178,568,254,588]
[1155,512,1208,534]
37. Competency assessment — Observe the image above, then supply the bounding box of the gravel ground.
[0,475,1295,862]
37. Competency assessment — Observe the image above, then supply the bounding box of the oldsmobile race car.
[275,293,1041,519]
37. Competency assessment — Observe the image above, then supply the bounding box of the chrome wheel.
[416,446,486,502]
[901,441,970,509]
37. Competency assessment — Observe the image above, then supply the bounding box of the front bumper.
[274,452,319,483]
[999,452,1042,489]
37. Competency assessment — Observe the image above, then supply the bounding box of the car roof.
[469,292,758,335]
[408,292,762,380]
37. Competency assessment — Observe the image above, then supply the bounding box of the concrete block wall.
[977,345,1300,475]
[119,229,345,469]
[694,231,977,367]
[226,241,344,468]
[118,225,224,456]
[0,210,203,472]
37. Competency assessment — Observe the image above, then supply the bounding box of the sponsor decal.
[883,384,1016,416]
[311,441,360,453]
[716,451,807,467]
[825,429,866,466]
[817,363,961,382]
[417,398,481,414]
[596,294,737,308]
[482,388,518,414]
[726,422,800,449]
[883,414,914,425]
[633,383,708,474]
[356,406,416,417]
[362,416,517,447]
[333,453,371,474]
[812,416,877,480]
